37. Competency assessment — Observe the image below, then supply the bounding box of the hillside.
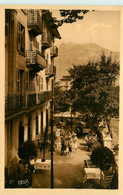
[54,43,120,81]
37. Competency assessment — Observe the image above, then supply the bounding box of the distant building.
[5,9,61,179]
[59,75,72,90]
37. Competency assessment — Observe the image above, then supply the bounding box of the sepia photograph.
[4,7,120,190]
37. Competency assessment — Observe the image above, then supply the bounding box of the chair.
[101,172,114,189]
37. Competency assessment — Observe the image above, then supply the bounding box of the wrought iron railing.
[5,91,52,118]
[42,31,52,47]
[45,64,56,75]
[5,94,25,117]
[50,46,58,57]
[26,50,46,68]
[27,10,42,33]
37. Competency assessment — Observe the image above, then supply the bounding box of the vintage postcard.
[0,4,122,195]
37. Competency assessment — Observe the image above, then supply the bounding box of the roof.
[42,10,61,39]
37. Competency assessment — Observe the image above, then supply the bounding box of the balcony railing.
[27,10,43,36]
[5,94,25,118]
[27,91,52,108]
[42,32,52,48]
[45,65,56,77]
[5,92,52,118]
[50,46,58,58]
[26,50,46,71]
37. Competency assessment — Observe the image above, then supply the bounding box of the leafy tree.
[18,141,37,165]
[68,53,119,130]
[54,81,70,113]
[34,129,50,162]
[52,9,90,27]
[90,146,115,170]
[34,128,57,161]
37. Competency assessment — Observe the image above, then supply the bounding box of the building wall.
[5,9,60,178]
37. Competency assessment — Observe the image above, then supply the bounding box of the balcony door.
[17,69,24,94]
[20,70,24,94]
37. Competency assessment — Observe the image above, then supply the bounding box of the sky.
[52,10,120,52]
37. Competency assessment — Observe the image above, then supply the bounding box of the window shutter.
[17,22,21,51]
[39,76,40,91]
[41,77,43,90]
[21,28,25,54]
[25,71,29,92]
[16,69,20,92]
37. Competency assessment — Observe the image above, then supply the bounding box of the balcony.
[5,92,52,118]
[5,94,25,118]
[42,32,51,49]
[50,46,58,58]
[37,91,52,105]
[26,50,46,72]
[45,65,56,77]
[26,91,52,109]
[27,10,43,36]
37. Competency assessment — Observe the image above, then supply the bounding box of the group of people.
[61,131,78,156]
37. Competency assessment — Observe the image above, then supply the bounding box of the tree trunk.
[106,115,112,138]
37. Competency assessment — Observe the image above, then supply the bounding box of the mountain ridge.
[54,42,120,81]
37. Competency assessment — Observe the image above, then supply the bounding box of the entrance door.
[46,109,48,130]
[19,122,24,146]
[41,111,43,133]
[36,115,38,135]
[28,116,31,141]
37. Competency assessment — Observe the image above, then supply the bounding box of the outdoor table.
[35,159,51,171]
[84,168,101,180]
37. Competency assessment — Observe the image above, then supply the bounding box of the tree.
[54,81,70,113]
[68,53,119,130]
[34,128,57,162]
[34,127,50,161]
[52,10,90,27]
[18,141,37,165]
[90,146,115,170]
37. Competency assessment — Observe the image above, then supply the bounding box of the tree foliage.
[18,141,37,164]
[54,81,70,113]
[68,53,119,129]
[90,146,115,170]
[53,9,90,27]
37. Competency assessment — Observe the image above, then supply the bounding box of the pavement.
[31,119,119,189]
[31,137,95,188]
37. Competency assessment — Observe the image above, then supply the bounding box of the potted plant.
[18,141,37,165]
[90,146,115,171]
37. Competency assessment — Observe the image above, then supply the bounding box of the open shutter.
[25,71,29,92]
[16,69,20,92]
[17,22,21,51]
[21,27,25,54]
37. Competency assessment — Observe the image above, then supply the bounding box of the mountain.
[54,43,120,81]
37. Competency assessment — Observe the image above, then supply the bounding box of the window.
[36,41,39,50]
[17,22,25,55]
[39,76,43,91]
[41,77,43,91]
[25,71,29,92]
[30,42,33,50]
[17,69,20,92]
[39,76,40,91]
[30,77,35,91]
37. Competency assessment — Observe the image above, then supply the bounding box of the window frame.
[17,21,25,56]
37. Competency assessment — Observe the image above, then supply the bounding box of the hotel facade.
[5,9,61,178]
